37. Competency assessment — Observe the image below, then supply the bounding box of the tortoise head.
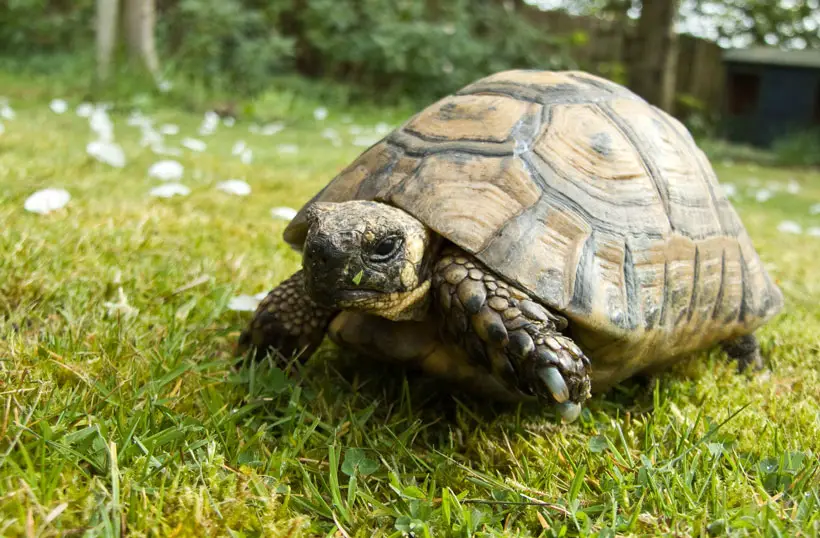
[301,200,433,321]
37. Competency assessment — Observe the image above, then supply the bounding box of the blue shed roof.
[723,47,820,69]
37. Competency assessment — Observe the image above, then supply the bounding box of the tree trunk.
[95,0,120,81]
[628,0,680,112]
[123,0,160,78]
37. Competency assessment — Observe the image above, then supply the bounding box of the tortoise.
[238,69,783,422]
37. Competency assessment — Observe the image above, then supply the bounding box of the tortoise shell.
[284,69,783,385]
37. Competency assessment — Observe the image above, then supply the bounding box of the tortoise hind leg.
[432,246,592,422]
[237,270,337,362]
[721,333,764,372]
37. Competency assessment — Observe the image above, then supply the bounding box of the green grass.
[1,73,819,538]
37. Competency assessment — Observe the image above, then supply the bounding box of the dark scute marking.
[590,132,612,157]
[738,248,749,323]
[566,72,638,99]
[657,260,669,330]
[686,245,700,324]
[711,248,727,320]
[355,145,404,200]
[598,102,674,233]
[652,110,726,236]
[518,153,666,240]
[569,233,596,315]
[623,241,640,330]
[456,84,614,106]
[387,130,514,157]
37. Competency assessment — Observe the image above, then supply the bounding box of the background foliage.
[0,0,575,101]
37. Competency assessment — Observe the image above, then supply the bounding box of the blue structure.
[722,47,820,147]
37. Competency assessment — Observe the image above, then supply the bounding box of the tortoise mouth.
[305,285,384,309]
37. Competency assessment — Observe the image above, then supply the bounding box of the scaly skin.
[432,246,592,420]
[237,271,336,361]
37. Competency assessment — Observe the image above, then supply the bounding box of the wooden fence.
[518,6,726,117]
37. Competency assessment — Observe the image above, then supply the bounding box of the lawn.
[1,72,819,537]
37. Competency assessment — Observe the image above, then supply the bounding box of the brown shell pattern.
[284,69,783,381]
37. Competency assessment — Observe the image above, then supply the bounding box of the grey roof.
[723,47,820,69]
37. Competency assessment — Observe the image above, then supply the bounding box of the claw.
[557,401,582,423]
[538,366,569,403]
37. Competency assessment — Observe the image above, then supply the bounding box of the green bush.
[0,0,575,102]
[0,0,95,52]
[159,0,295,95]
[292,0,573,101]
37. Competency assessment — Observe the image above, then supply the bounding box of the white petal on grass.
[254,291,269,301]
[321,128,342,147]
[313,107,328,121]
[240,149,253,164]
[261,123,285,136]
[159,123,179,135]
[199,111,220,136]
[228,294,262,312]
[348,125,363,135]
[786,180,801,194]
[216,179,251,196]
[152,144,182,157]
[157,79,173,93]
[90,108,114,141]
[223,116,236,127]
[721,183,737,198]
[807,227,820,238]
[777,221,802,235]
[1,102,15,120]
[148,159,184,181]
[374,122,391,135]
[140,126,163,148]
[755,189,772,203]
[127,111,150,127]
[149,183,190,198]
[24,188,71,214]
[271,206,298,221]
[182,137,207,152]
[232,140,247,156]
[809,203,820,215]
[50,99,68,114]
[86,141,126,168]
[277,144,299,154]
[76,103,94,117]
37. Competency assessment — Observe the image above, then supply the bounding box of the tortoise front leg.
[327,311,532,403]
[238,270,337,362]
[432,247,592,422]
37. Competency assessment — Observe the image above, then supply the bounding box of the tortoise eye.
[371,236,402,262]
